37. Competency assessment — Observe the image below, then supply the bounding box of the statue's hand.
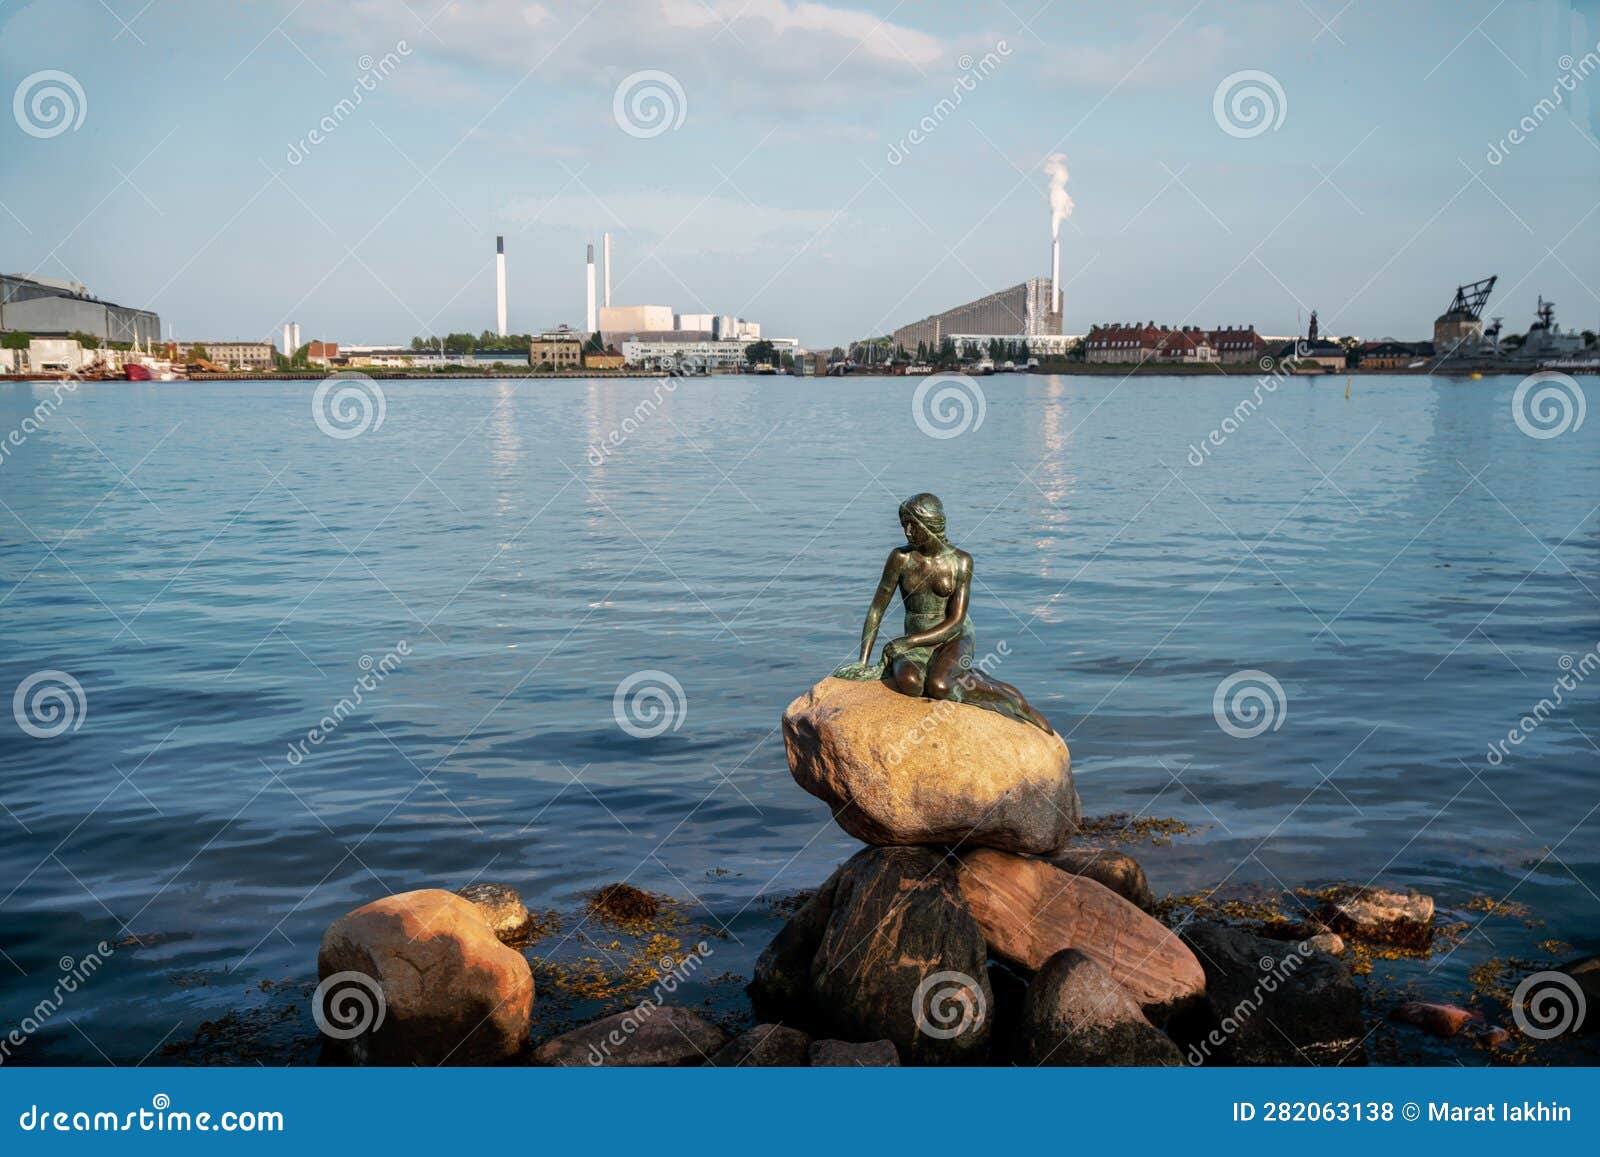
[881,638,904,664]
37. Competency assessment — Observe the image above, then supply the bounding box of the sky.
[2,0,1599,348]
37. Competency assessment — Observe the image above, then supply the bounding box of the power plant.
[495,235,507,337]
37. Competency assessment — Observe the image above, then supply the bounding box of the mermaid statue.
[833,492,1053,734]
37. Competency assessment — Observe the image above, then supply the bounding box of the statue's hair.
[899,492,947,541]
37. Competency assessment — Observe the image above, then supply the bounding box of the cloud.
[292,0,946,111]
[500,189,849,256]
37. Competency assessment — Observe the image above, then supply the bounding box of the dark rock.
[808,846,993,1065]
[1047,847,1154,910]
[984,957,1032,1059]
[808,1039,899,1066]
[706,1023,812,1067]
[1013,949,1184,1066]
[454,882,530,941]
[1558,956,1598,1034]
[532,1006,728,1067]
[1389,1001,1481,1037]
[1173,921,1366,1066]
[1318,886,1433,948]
[747,882,836,1025]
[587,882,661,925]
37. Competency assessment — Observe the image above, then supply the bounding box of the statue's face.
[902,517,931,550]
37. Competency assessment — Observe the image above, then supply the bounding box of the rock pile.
[753,676,1366,1065]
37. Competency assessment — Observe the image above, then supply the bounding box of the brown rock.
[1318,886,1434,947]
[1305,932,1346,956]
[533,1006,728,1067]
[1048,847,1154,910]
[956,848,1204,1020]
[455,882,530,941]
[706,1024,811,1067]
[782,676,1080,855]
[1389,1001,1481,1037]
[808,1039,900,1066]
[316,889,533,1065]
[1013,948,1184,1066]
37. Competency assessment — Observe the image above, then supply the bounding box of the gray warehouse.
[1,273,162,345]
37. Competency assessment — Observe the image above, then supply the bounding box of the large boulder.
[956,848,1204,1021]
[1048,847,1154,910]
[533,1006,728,1066]
[707,1024,812,1067]
[1013,949,1184,1066]
[747,886,835,1023]
[782,677,1079,855]
[1173,922,1366,1066]
[810,846,993,1065]
[316,889,533,1065]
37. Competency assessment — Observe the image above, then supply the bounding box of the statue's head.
[899,492,947,549]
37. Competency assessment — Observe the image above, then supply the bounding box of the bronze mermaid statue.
[833,492,1053,734]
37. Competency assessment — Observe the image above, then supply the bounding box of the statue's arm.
[896,554,970,651]
[858,550,903,665]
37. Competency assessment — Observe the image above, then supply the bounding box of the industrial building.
[891,278,1061,355]
[180,341,276,369]
[1,273,161,345]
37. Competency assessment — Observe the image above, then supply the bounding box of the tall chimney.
[1051,235,1061,320]
[585,244,597,334]
[283,322,292,355]
[495,235,507,337]
[291,322,301,351]
[603,232,612,308]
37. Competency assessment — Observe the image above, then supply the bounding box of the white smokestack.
[290,322,301,351]
[283,323,292,355]
[585,244,596,334]
[1051,236,1061,318]
[495,235,507,337]
[1043,153,1073,316]
[603,232,612,308]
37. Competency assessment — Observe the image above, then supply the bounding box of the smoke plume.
[1044,153,1073,237]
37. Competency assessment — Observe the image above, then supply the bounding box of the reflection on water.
[0,373,1595,1063]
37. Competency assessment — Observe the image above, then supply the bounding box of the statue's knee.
[894,666,924,695]
[925,677,953,700]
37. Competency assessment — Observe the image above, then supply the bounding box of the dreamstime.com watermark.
[311,970,387,1040]
[585,943,714,1064]
[885,41,1011,165]
[912,969,986,1040]
[912,372,986,439]
[1511,370,1586,440]
[12,69,86,138]
[1212,69,1286,139]
[287,42,411,164]
[1487,40,1600,164]
[0,942,115,1064]
[1484,640,1599,766]
[1185,939,1316,1065]
[1511,970,1588,1038]
[1186,349,1303,466]
[312,371,387,439]
[612,669,687,738]
[17,1095,283,1134]
[285,641,410,766]
[1213,669,1287,739]
[884,641,1012,767]
[0,380,77,469]
[12,670,87,739]
[585,359,700,465]
[612,69,686,138]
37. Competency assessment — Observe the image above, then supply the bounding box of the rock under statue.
[832,492,1053,734]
